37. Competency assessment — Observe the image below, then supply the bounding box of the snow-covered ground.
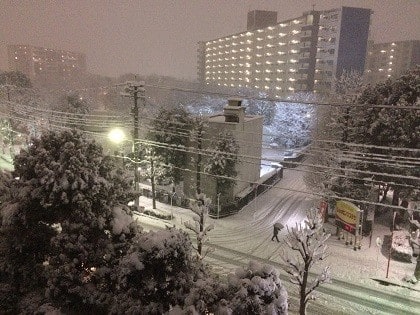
[135,165,420,314]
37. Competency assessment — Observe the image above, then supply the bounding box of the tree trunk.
[392,188,400,206]
[300,264,309,315]
[381,185,389,203]
[151,159,156,210]
[196,130,202,195]
[197,212,204,256]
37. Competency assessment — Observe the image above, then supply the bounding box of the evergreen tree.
[349,68,420,207]
[204,131,239,200]
[227,261,288,315]
[0,129,138,313]
[148,106,191,185]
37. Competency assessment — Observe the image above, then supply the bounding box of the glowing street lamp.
[108,128,126,144]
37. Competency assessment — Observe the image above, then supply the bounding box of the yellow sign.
[335,200,359,226]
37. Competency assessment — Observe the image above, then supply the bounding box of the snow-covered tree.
[226,261,288,314]
[266,94,315,149]
[148,106,191,185]
[112,227,205,314]
[245,92,276,125]
[190,117,207,194]
[282,208,331,315]
[349,68,420,207]
[0,71,32,89]
[138,145,171,210]
[305,70,366,200]
[0,129,139,313]
[332,69,364,100]
[184,193,214,259]
[204,131,239,199]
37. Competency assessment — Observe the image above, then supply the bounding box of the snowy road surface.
[136,166,420,314]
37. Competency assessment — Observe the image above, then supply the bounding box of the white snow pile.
[391,230,413,262]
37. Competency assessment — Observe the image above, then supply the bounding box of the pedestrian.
[271,224,280,242]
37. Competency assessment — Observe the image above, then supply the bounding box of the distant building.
[7,44,86,86]
[197,7,372,95]
[183,98,263,208]
[247,10,278,31]
[364,40,420,84]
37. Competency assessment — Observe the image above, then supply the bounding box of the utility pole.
[121,80,145,210]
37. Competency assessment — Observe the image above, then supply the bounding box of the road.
[137,165,420,314]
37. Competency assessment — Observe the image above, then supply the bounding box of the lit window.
[380,50,386,53]
[257,29,264,33]
[267,35,274,39]
[264,86,270,90]
[289,78,296,81]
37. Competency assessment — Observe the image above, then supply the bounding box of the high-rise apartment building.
[7,44,86,85]
[364,40,420,84]
[197,7,372,95]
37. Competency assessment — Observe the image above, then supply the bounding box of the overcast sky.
[1,0,419,80]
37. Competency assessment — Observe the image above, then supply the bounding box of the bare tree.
[184,193,214,259]
[282,208,331,315]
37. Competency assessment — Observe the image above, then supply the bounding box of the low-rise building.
[183,99,263,211]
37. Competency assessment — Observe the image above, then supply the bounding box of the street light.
[108,128,140,210]
[108,128,126,144]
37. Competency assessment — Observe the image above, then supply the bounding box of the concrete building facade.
[7,44,86,85]
[197,7,372,95]
[184,99,263,210]
[364,40,420,84]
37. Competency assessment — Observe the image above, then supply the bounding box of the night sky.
[1,0,419,80]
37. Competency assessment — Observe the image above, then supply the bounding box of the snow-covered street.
[136,165,420,314]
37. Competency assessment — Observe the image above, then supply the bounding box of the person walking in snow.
[272,224,280,242]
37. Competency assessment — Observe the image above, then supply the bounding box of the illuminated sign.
[335,200,361,235]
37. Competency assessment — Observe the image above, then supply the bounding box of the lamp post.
[109,128,139,207]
